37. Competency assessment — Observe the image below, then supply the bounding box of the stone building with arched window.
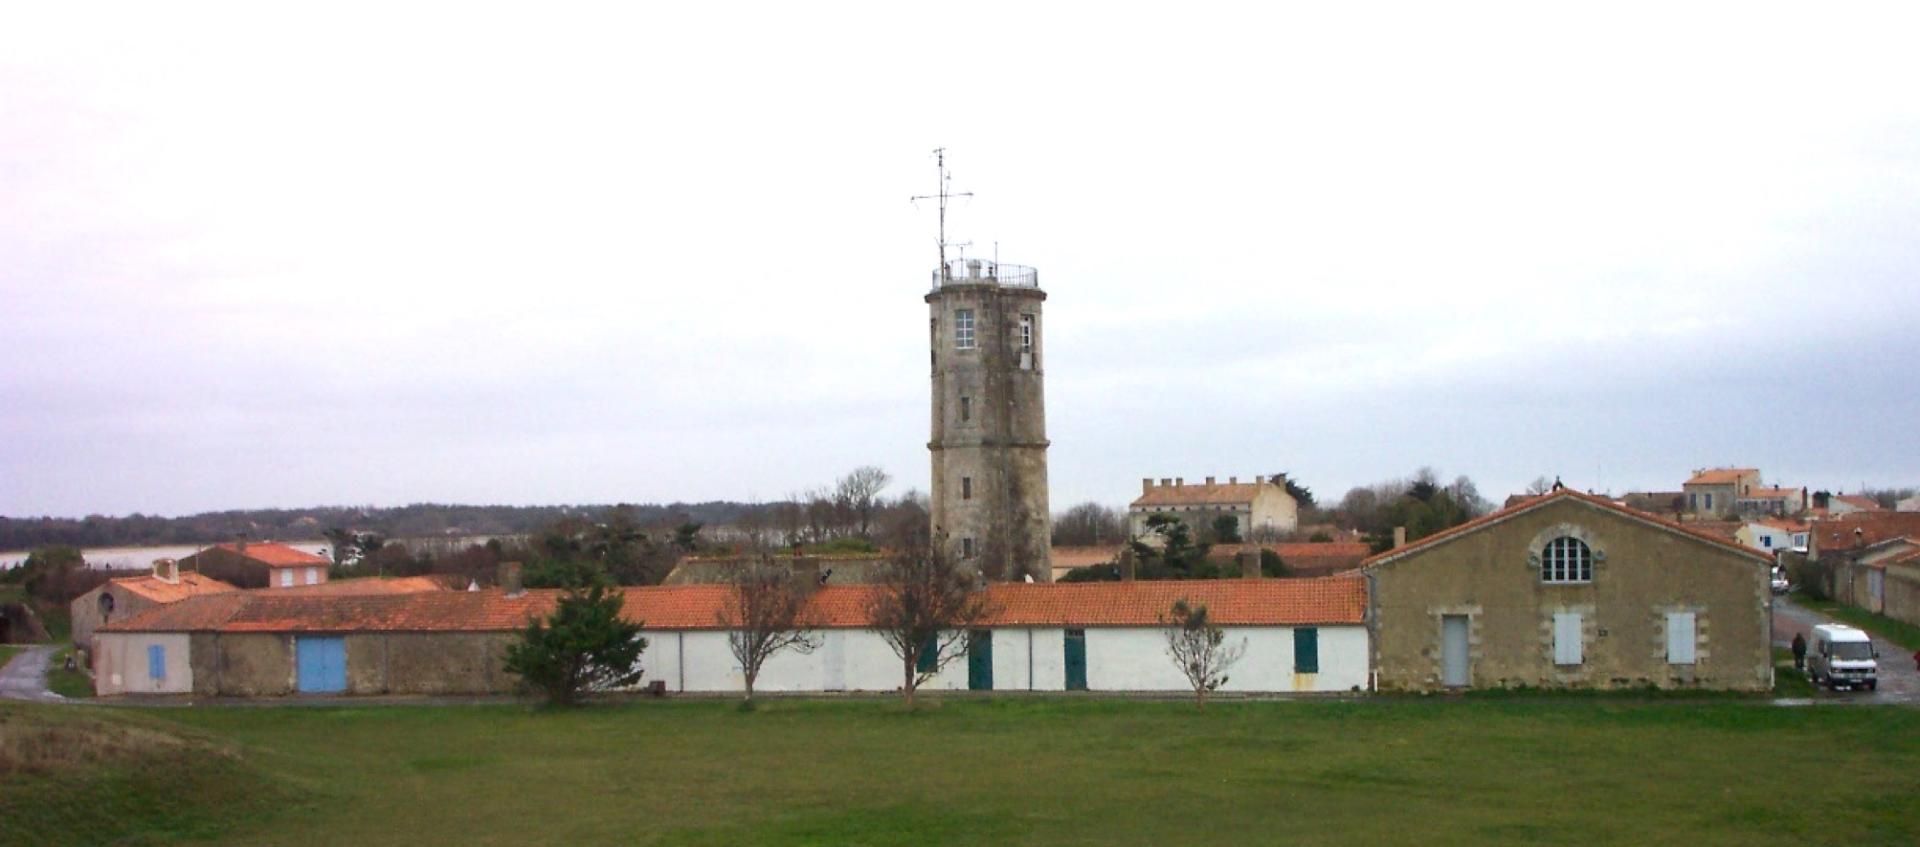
[1361,488,1773,692]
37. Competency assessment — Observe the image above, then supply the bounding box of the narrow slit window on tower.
[962,477,973,499]
[960,396,971,422]
[1020,314,1034,350]
[955,309,975,349]
[962,537,976,558]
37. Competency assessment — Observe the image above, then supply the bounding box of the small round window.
[1541,537,1592,583]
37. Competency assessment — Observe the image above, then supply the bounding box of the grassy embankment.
[5,696,1918,847]
[1798,596,1920,653]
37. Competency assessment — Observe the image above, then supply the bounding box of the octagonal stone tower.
[927,257,1052,582]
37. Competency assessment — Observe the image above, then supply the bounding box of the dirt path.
[0,644,63,701]
[1774,595,1920,704]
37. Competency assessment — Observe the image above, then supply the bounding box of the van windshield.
[1832,641,1874,660]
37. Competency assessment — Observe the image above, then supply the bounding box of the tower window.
[1020,314,1034,350]
[960,396,971,422]
[955,309,975,349]
[962,477,973,499]
[962,537,976,558]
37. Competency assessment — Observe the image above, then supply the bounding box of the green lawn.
[1798,597,1920,653]
[45,647,93,699]
[4,697,1918,847]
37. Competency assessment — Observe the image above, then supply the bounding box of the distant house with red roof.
[1363,488,1773,692]
[91,577,1368,697]
[178,541,332,589]
[1735,518,1810,553]
[69,558,237,652]
[1825,494,1885,516]
[1682,468,1760,519]
[1129,474,1298,542]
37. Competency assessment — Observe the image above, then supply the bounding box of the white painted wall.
[93,632,193,695]
[634,624,1365,694]
[637,628,969,693]
[1083,626,1367,693]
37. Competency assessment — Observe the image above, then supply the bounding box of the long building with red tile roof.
[93,577,1369,697]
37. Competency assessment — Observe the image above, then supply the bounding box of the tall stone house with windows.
[1362,488,1772,692]
[1128,475,1299,543]
[1682,468,1760,519]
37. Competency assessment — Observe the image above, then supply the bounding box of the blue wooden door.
[1064,629,1087,690]
[297,637,347,693]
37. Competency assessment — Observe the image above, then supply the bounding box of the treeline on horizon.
[0,501,763,553]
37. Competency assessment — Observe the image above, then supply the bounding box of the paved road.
[1773,595,1920,705]
[0,644,63,702]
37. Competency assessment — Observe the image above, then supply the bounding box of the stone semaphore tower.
[926,255,1052,582]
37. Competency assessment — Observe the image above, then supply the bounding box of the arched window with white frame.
[1540,536,1593,583]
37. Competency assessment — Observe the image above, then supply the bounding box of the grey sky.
[4,4,1919,518]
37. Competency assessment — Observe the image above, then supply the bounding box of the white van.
[1807,623,1878,691]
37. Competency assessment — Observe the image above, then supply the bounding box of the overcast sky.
[4,3,1919,519]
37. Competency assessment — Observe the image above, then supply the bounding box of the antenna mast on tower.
[910,147,972,281]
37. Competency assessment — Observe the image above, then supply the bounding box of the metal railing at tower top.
[930,259,1038,290]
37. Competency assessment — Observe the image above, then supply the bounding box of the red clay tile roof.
[103,578,1368,634]
[1131,482,1272,508]
[1361,488,1772,569]
[1811,513,1920,553]
[103,590,560,634]
[111,572,239,604]
[204,542,331,567]
[1049,546,1124,569]
[1686,468,1759,486]
[1753,517,1810,532]
[1746,487,1804,500]
[1831,495,1885,512]
[256,576,453,596]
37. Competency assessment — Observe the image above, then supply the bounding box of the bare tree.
[835,466,892,539]
[1524,476,1555,496]
[1052,502,1127,546]
[864,539,993,707]
[1163,598,1244,710]
[718,556,821,704]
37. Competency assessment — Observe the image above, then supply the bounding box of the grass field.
[45,647,93,699]
[4,697,1918,847]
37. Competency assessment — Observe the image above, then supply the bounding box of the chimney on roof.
[1229,476,1237,485]
[499,561,524,598]
[1205,476,1215,486]
[1142,478,1154,495]
[153,558,179,585]
[1118,547,1136,582]
[1393,526,1407,549]
[1273,472,1287,489]
[1160,478,1172,488]
[1176,477,1184,487]
[1239,549,1262,580]
[234,534,248,555]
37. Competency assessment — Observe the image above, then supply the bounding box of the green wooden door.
[1064,629,1087,690]
[1293,627,1319,674]
[968,630,993,690]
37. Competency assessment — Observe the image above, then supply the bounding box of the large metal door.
[1064,629,1088,690]
[968,630,993,690]
[296,636,347,694]
[1441,615,1470,687]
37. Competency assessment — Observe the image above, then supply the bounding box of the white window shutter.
[1666,612,1697,664]
[1553,613,1583,665]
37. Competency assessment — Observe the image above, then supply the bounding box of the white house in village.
[1735,519,1809,553]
